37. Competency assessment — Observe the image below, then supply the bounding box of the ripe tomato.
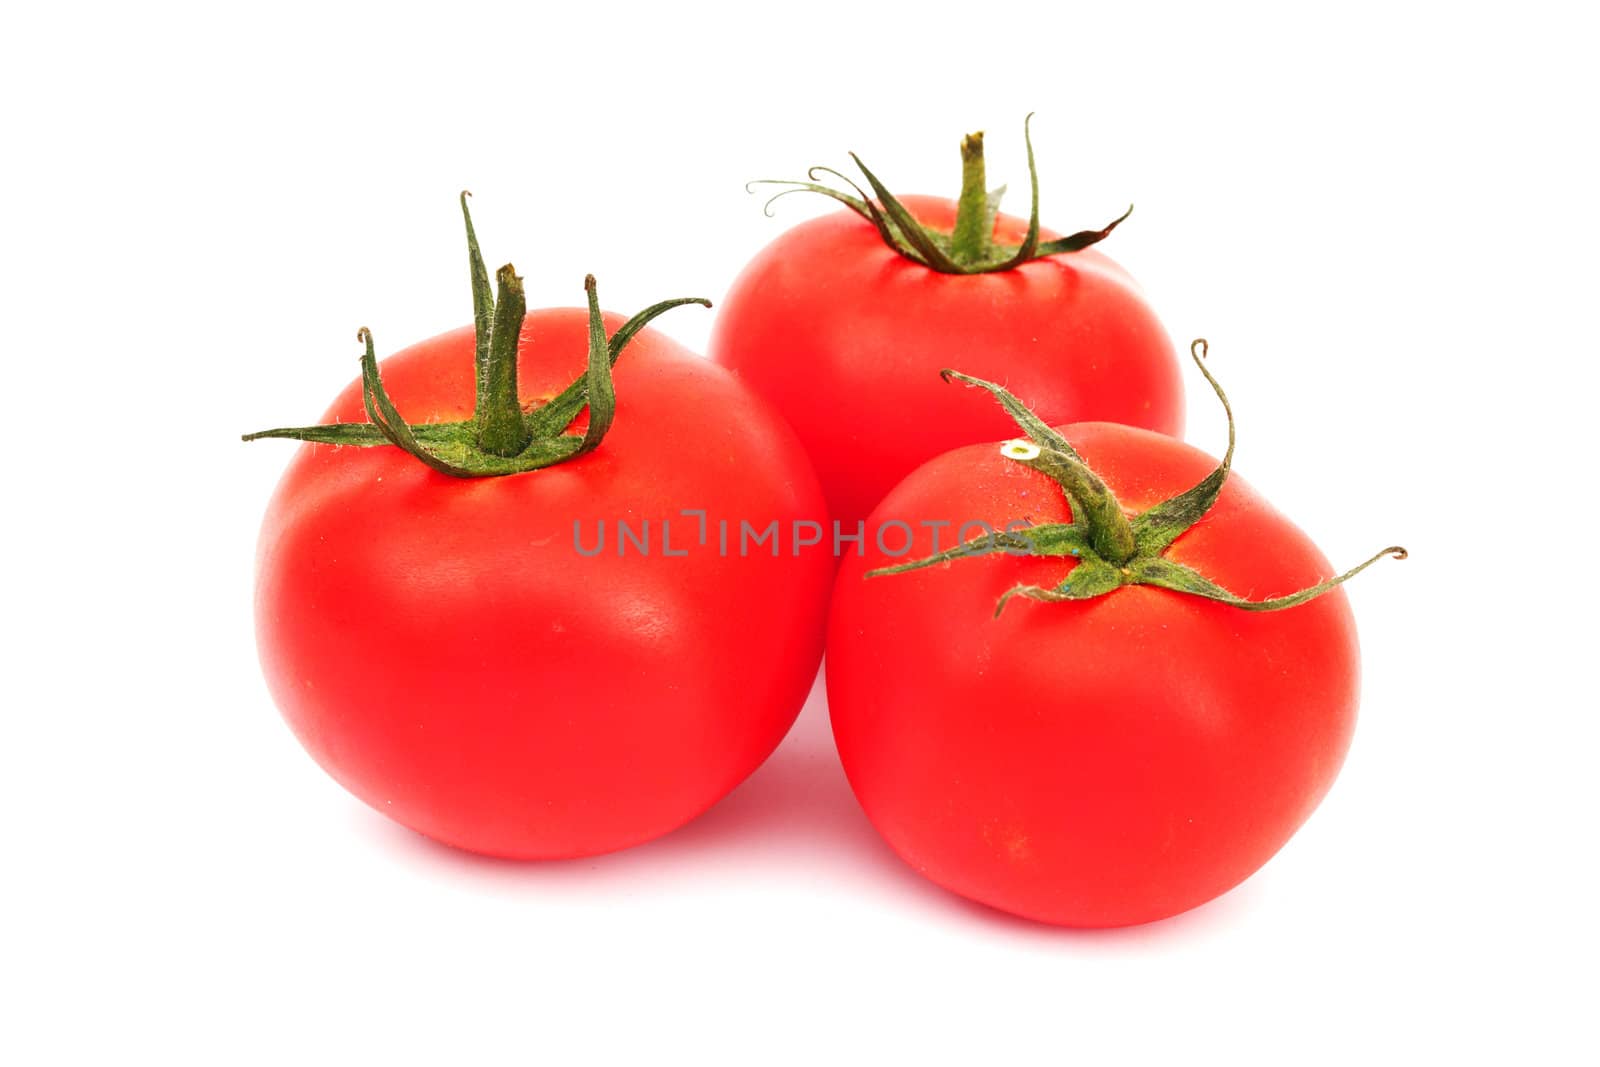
[251,207,832,859]
[825,356,1401,926]
[709,124,1183,529]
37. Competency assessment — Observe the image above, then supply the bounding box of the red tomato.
[255,310,832,859]
[709,194,1183,528]
[826,421,1368,927]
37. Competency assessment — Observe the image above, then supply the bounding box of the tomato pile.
[248,123,1404,927]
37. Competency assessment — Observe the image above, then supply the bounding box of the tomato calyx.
[867,340,1408,616]
[748,114,1132,275]
[243,194,710,477]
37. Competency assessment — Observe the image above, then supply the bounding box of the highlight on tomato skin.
[823,352,1404,927]
[247,197,836,860]
[710,118,1184,531]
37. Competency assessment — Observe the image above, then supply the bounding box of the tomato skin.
[709,195,1183,529]
[255,311,832,859]
[825,423,1359,927]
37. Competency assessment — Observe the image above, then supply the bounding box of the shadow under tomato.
[365,664,907,884]
[930,867,1269,949]
[363,664,1261,943]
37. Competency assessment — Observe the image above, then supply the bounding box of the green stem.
[950,132,989,263]
[476,264,530,457]
[1024,448,1136,565]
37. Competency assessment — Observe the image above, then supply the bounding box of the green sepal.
[1127,548,1408,611]
[523,294,712,439]
[241,422,410,447]
[461,191,495,401]
[985,113,1043,271]
[1129,340,1234,555]
[994,556,1123,617]
[846,151,963,272]
[865,526,1047,578]
[572,275,613,457]
[939,369,1080,460]
[1027,523,1093,557]
[357,327,487,478]
[1032,204,1134,257]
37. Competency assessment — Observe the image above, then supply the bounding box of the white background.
[4,2,1596,1062]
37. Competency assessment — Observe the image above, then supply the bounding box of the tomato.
[709,123,1183,529]
[824,354,1402,926]
[251,202,831,859]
